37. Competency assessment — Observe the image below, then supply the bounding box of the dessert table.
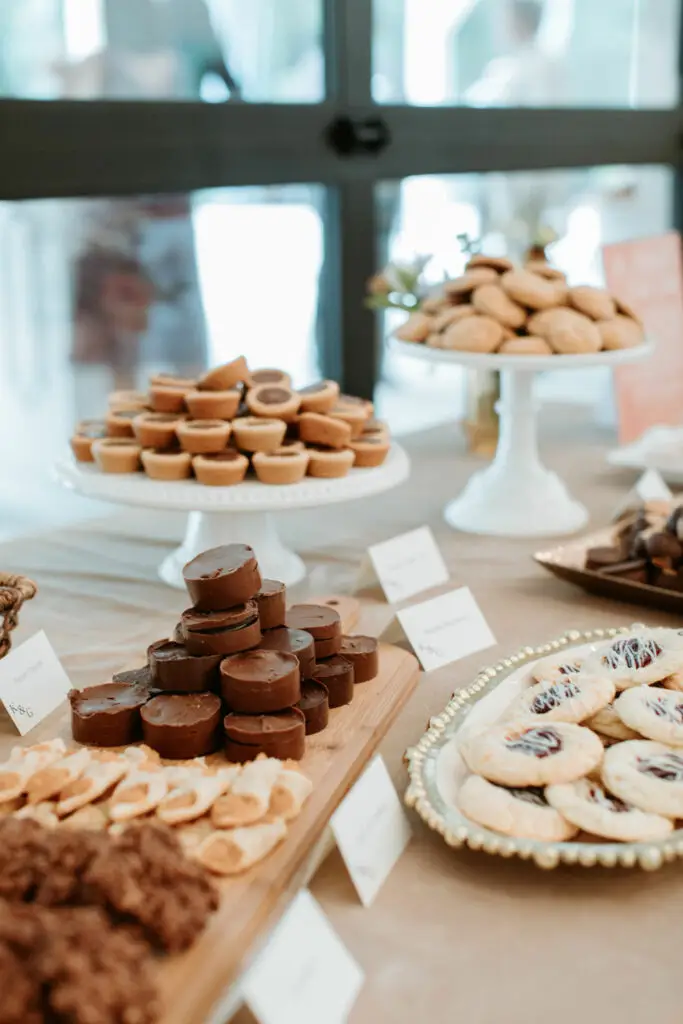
[3,408,680,1024]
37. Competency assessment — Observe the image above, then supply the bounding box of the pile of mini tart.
[70,356,389,486]
[396,254,645,356]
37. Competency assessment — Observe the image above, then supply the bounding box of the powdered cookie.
[441,315,504,353]
[460,721,603,786]
[616,685,683,746]
[585,701,640,741]
[471,283,526,329]
[444,267,498,297]
[500,269,566,310]
[602,739,683,817]
[458,774,578,841]
[568,285,617,321]
[252,449,309,484]
[246,384,301,421]
[298,412,352,449]
[545,777,673,841]
[590,630,677,688]
[466,254,514,273]
[498,336,552,356]
[232,417,287,453]
[394,312,432,342]
[598,314,644,350]
[513,673,615,724]
[307,447,354,478]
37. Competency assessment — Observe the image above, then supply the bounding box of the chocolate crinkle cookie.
[85,821,219,953]
[0,818,105,906]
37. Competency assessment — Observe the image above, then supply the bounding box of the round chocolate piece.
[69,682,149,747]
[141,692,222,759]
[585,546,623,571]
[646,531,683,561]
[313,634,342,659]
[256,579,287,630]
[339,635,379,683]
[224,708,306,762]
[311,656,354,708]
[183,544,262,611]
[147,639,222,693]
[221,649,300,713]
[258,627,315,681]
[112,665,152,689]
[296,680,329,736]
[285,604,342,640]
[180,602,261,657]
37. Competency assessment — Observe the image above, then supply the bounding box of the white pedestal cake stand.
[56,445,410,588]
[392,339,652,537]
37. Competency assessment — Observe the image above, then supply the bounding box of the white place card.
[635,468,673,502]
[242,890,363,1024]
[0,631,72,735]
[367,526,449,604]
[330,755,411,907]
[396,587,496,672]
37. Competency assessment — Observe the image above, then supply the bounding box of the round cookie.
[523,261,567,282]
[466,254,514,273]
[460,721,603,787]
[584,701,640,741]
[543,309,601,354]
[616,685,683,746]
[513,673,615,724]
[440,315,504,354]
[589,630,678,688]
[602,739,683,817]
[471,283,526,330]
[498,336,552,356]
[568,285,616,321]
[500,269,566,310]
[394,312,432,343]
[252,449,309,485]
[431,305,476,333]
[545,778,673,841]
[444,267,498,297]
[598,314,644,351]
[529,654,585,685]
[458,774,578,842]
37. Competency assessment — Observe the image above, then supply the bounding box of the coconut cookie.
[584,701,640,742]
[460,721,603,787]
[514,673,615,725]
[458,774,578,841]
[602,740,683,817]
[545,778,673,842]
[616,686,683,746]
[590,631,677,688]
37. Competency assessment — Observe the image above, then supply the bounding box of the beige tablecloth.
[3,413,680,1024]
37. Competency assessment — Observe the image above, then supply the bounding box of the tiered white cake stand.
[56,445,409,589]
[392,339,652,537]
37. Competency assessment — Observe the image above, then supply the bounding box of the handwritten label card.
[0,631,72,735]
[368,526,449,604]
[331,755,411,907]
[242,890,363,1024]
[635,468,673,502]
[396,587,496,672]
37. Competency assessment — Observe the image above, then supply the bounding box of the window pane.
[373,0,680,108]
[0,184,324,533]
[0,0,323,102]
[376,166,672,433]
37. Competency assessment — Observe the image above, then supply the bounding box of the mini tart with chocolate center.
[328,399,371,438]
[350,436,390,468]
[247,368,292,388]
[149,382,193,414]
[298,380,340,413]
[192,450,249,486]
[298,412,352,449]
[246,383,301,422]
[105,408,139,438]
[70,420,107,462]
[133,411,186,448]
[92,437,142,473]
[184,388,241,420]
[108,389,149,412]
[176,419,232,454]
[149,372,198,388]
[307,446,355,479]
[141,447,192,481]
[231,417,287,453]
[252,448,309,485]
[197,356,248,392]
[358,419,390,442]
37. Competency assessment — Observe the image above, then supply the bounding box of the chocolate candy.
[69,682,149,747]
[296,680,329,735]
[220,650,300,713]
[224,708,306,762]
[258,627,315,681]
[112,665,152,688]
[311,655,354,708]
[585,546,624,571]
[183,544,261,611]
[141,692,222,759]
[256,579,287,629]
[286,603,342,658]
[147,640,222,693]
[180,602,261,657]
[598,558,649,583]
[646,531,683,561]
[339,635,379,683]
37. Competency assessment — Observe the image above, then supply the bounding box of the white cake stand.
[392,339,652,537]
[56,446,410,588]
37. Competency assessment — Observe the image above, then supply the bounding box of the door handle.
[325,115,391,157]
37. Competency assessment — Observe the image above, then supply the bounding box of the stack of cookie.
[585,500,683,593]
[396,253,645,355]
[70,356,390,485]
[458,627,683,843]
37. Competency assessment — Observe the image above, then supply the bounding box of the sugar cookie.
[545,777,673,841]
[440,315,504,353]
[513,673,615,724]
[590,630,678,688]
[602,739,683,817]
[598,314,644,351]
[498,336,552,356]
[616,685,683,746]
[460,721,603,786]
[584,701,640,741]
[471,283,526,329]
[394,312,432,342]
[500,269,566,310]
[568,285,616,321]
[458,774,578,841]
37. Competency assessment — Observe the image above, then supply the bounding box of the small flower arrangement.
[365,255,432,312]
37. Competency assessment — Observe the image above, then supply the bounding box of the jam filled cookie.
[298,412,352,449]
[247,368,292,388]
[529,654,586,685]
[184,389,241,421]
[176,419,232,454]
[92,438,142,473]
[298,380,340,414]
[246,384,301,421]
[149,383,192,414]
[545,778,673,842]
[615,685,683,746]
[471,283,526,330]
[514,673,615,725]
[598,314,644,350]
[584,701,639,742]
[197,356,248,392]
[350,435,390,468]
[252,448,309,485]
[71,421,107,462]
[458,774,578,842]
[590,630,678,688]
[307,447,355,479]
[500,269,567,310]
[602,739,683,817]
[133,412,185,448]
[141,448,192,481]
[568,285,617,321]
[440,315,504,353]
[105,409,139,438]
[231,417,287,453]
[460,721,603,787]
[192,450,249,486]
